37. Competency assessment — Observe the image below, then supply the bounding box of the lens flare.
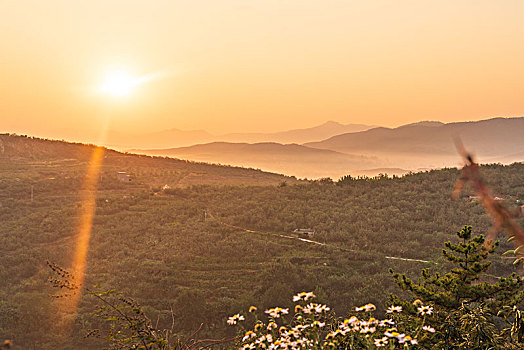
[60,146,104,335]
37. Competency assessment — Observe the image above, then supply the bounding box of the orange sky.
[1,0,523,139]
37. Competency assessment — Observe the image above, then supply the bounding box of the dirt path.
[206,211,433,264]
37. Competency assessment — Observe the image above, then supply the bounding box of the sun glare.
[99,70,138,97]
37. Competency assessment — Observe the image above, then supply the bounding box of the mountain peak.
[402,121,445,128]
[321,120,343,126]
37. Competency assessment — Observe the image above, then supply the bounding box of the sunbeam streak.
[62,145,105,335]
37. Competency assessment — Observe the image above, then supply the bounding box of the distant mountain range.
[218,121,374,145]
[132,117,524,179]
[305,117,524,169]
[4,117,523,179]
[105,121,374,149]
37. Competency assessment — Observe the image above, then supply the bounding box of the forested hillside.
[1,134,523,348]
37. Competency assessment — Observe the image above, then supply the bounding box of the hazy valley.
[129,117,524,179]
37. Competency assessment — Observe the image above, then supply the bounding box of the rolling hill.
[0,134,300,186]
[131,142,380,179]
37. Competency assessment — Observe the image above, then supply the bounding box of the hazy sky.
[1,0,523,139]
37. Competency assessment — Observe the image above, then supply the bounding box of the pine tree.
[390,225,524,349]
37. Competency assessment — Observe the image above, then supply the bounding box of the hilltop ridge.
[0,134,301,186]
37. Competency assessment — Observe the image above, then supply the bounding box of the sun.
[99,69,139,97]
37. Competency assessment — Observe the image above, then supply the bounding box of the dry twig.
[453,139,524,264]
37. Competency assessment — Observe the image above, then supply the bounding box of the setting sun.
[99,70,139,97]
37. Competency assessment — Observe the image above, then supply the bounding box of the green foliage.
[390,226,524,349]
[44,231,524,349]
[278,181,288,188]
[172,290,207,332]
[87,288,171,349]
[48,263,238,350]
[336,174,353,186]
[229,226,524,349]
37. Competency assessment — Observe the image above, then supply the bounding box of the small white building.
[117,171,133,183]
[293,228,315,237]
